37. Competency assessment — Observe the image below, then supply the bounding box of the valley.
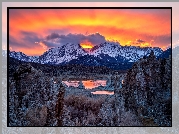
[7,48,171,126]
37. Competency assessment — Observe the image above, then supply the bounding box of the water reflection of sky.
[62,80,106,89]
[91,91,114,95]
[63,81,80,87]
[62,80,114,95]
[82,80,106,89]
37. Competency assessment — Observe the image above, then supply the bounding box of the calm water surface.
[62,80,106,89]
[62,80,114,95]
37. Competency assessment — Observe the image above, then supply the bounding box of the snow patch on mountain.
[8,42,163,65]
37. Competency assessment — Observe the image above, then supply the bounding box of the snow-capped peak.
[9,42,163,65]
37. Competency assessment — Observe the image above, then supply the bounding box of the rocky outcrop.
[55,83,65,126]
[9,64,65,126]
[122,51,171,126]
[8,50,171,126]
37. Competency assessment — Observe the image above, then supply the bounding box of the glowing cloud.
[80,40,94,49]
[9,8,171,55]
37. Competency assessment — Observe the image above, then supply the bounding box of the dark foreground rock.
[122,51,171,126]
[9,63,65,126]
[8,51,171,126]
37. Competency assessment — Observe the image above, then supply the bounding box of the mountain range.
[8,42,171,70]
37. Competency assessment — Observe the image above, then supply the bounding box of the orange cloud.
[9,9,171,55]
[125,39,152,48]
[80,40,94,49]
[39,42,48,50]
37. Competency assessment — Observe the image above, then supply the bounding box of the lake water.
[62,80,114,95]
[62,80,106,89]
[91,91,114,95]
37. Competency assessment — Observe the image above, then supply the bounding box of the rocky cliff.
[121,51,171,126]
[9,64,65,126]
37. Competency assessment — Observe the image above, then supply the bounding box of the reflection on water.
[62,80,114,95]
[63,81,80,87]
[62,80,106,89]
[82,80,106,89]
[91,91,114,95]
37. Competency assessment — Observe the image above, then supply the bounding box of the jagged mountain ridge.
[122,51,171,126]
[9,42,164,67]
[90,42,163,62]
[9,51,39,63]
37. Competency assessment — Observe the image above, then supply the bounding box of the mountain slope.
[90,42,163,62]
[9,51,39,63]
[9,42,164,70]
[38,43,87,64]
[122,51,171,126]
[66,54,133,70]
[158,48,171,59]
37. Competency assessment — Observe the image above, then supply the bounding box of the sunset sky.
[9,8,171,56]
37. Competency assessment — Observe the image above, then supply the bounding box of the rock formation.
[122,51,171,126]
[55,83,65,126]
[9,63,65,126]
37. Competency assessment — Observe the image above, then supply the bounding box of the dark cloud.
[43,32,106,48]
[126,39,146,46]
[127,33,171,48]
[46,33,60,40]
[136,39,145,43]
[41,40,60,48]
[21,31,42,44]
[153,34,171,47]
[20,31,38,36]
[9,35,30,48]
[87,33,106,45]
[9,31,43,49]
